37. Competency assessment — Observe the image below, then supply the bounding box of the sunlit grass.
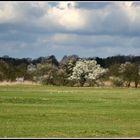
[0,85,140,138]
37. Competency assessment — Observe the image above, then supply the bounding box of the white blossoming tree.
[68,59,107,86]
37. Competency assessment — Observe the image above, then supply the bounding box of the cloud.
[38,33,140,57]
[1,1,140,35]
[0,1,140,59]
[46,4,86,30]
[77,1,112,9]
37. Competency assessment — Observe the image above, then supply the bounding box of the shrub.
[110,76,123,87]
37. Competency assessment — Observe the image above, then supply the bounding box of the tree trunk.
[135,80,138,88]
[127,81,131,87]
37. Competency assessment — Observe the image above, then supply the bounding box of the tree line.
[0,54,140,87]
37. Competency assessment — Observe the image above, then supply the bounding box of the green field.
[0,85,140,138]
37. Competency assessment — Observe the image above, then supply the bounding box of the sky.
[0,1,140,60]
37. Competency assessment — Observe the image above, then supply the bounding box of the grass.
[0,85,140,138]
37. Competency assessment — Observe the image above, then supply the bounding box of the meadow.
[0,85,140,138]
